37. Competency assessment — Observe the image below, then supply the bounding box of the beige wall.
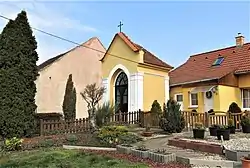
[35,38,106,118]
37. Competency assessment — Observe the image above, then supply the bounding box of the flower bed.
[168,138,223,155]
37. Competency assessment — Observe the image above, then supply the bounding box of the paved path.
[135,135,227,160]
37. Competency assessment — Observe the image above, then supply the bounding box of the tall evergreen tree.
[62,74,76,120]
[0,11,38,138]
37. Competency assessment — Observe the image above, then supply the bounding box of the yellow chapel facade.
[101,32,173,112]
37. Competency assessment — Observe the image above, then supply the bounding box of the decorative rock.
[131,148,149,159]
[148,151,176,163]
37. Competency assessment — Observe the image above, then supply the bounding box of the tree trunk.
[89,108,97,132]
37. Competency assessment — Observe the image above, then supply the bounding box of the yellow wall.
[170,85,241,112]
[102,36,140,78]
[239,74,250,88]
[138,66,168,111]
[217,85,240,112]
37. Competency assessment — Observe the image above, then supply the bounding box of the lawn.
[0,148,148,168]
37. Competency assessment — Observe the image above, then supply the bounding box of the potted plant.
[209,124,219,136]
[241,115,250,133]
[193,122,205,139]
[228,118,236,134]
[217,125,230,140]
[241,155,250,168]
[148,148,176,163]
[116,144,133,154]
[131,144,149,159]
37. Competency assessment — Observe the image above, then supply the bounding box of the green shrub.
[159,99,185,133]
[39,139,54,148]
[97,126,140,146]
[4,137,23,151]
[96,102,115,127]
[150,100,162,114]
[241,115,250,126]
[228,102,241,113]
[66,134,78,145]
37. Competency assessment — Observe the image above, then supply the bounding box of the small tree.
[159,99,185,133]
[80,83,105,131]
[62,74,76,120]
[150,100,162,114]
[228,102,241,113]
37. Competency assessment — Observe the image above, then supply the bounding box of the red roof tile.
[170,43,250,86]
[102,32,173,69]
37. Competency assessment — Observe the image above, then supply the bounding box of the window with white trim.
[190,93,198,106]
[242,89,250,108]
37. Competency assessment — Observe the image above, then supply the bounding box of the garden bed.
[168,138,223,155]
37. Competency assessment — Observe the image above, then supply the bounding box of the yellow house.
[101,32,173,112]
[169,33,250,112]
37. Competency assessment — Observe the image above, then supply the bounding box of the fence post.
[204,112,209,128]
[40,119,43,136]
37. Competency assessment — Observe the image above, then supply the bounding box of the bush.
[159,99,185,133]
[150,100,162,114]
[97,126,140,146]
[3,137,23,151]
[66,134,78,145]
[96,102,115,127]
[241,115,250,126]
[228,102,241,113]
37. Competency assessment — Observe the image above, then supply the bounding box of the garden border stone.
[116,145,133,154]
[225,149,250,161]
[63,145,116,151]
[148,151,176,163]
[176,156,240,168]
[168,138,223,154]
[131,148,149,159]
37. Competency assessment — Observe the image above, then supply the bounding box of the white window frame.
[189,92,198,108]
[175,93,183,110]
[242,89,250,110]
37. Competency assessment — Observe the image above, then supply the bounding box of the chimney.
[235,33,244,47]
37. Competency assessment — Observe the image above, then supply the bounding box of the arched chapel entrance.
[115,72,128,113]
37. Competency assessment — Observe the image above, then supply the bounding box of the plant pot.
[241,157,250,168]
[148,151,176,163]
[131,148,149,159]
[242,125,250,133]
[217,129,230,140]
[193,129,205,139]
[229,126,236,134]
[209,127,218,136]
[141,131,153,137]
[116,145,133,154]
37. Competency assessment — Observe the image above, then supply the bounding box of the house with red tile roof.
[101,32,173,112]
[169,33,250,112]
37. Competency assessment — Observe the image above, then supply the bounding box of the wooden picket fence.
[40,110,143,136]
[40,110,246,135]
[182,111,244,129]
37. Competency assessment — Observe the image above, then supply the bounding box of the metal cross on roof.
[118,21,123,32]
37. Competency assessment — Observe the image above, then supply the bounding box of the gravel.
[180,131,250,151]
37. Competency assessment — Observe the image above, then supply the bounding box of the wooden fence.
[182,111,244,129]
[40,110,142,135]
[40,110,246,135]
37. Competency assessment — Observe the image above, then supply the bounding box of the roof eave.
[170,77,219,87]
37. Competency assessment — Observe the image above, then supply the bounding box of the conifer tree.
[62,74,77,120]
[0,11,39,138]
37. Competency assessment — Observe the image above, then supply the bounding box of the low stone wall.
[225,149,250,161]
[168,138,223,155]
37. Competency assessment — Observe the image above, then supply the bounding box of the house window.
[176,94,183,102]
[190,93,198,106]
[242,89,250,108]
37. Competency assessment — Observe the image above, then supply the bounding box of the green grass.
[0,148,148,168]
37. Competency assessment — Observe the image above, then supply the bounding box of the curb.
[62,145,116,151]
[176,156,240,168]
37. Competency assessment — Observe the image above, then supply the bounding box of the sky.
[0,1,249,68]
